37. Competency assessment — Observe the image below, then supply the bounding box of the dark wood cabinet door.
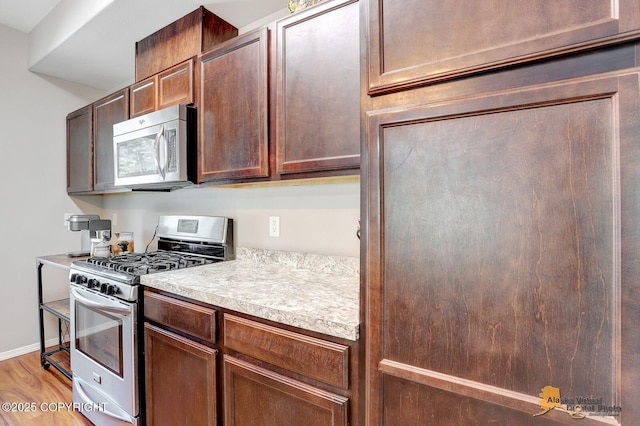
[130,77,156,118]
[275,0,360,175]
[66,105,93,194]
[367,0,640,94]
[223,355,348,426]
[158,59,194,110]
[145,323,217,426]
[131,60,194,118]
[198,28,269,182]
[93,89,128,191]
[364,71,640,424]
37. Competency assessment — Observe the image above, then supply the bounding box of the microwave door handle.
[161,124,169,177]
[153,124,166,179]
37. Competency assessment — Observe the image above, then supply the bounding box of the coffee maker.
[65,214,111,257]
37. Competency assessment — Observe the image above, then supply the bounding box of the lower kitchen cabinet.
[223,355,348,426]
[222,314,354,426]
[144,323,217,426]
[144,289,363,426]
[144,290,218,425]
[143,290,361,426]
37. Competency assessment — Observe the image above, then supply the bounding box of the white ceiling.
[0,0,60,33]
[0,0,288,91]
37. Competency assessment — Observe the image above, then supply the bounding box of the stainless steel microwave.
[113,104,196,189]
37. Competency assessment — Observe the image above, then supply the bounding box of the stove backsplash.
[99,182,360,258]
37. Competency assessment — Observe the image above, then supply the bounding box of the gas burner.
[85,251,215,275]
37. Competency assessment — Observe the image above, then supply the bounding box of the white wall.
[100,180,361,258]
[0,24,106,357]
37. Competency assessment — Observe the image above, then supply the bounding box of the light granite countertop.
[141,247,361,341]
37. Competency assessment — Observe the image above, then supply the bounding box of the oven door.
[70,285,138,425]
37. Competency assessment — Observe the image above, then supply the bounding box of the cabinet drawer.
[224,355,348,426]
[223,314,349,389]
[144,290,216,343]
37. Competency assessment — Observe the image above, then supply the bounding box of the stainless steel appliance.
[113,104,196,189]
[66,215,112,257]
[69,215,234,426]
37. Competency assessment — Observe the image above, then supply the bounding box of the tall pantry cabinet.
[361,1,640,424]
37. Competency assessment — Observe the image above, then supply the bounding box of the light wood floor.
[0,350,92,425]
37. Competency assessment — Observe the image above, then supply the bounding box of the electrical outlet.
[269,216,280,237]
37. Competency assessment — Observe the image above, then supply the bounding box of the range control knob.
[100,283,108,294]
[106,285,118,296]
[70,273,77,283]
[87,278,98,289]
[75,275,87,285]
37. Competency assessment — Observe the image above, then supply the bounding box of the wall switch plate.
[269,216,280,237]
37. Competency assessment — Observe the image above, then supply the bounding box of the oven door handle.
[75,378,135,424]
[71,288,131,316]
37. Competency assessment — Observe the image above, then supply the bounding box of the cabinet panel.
[224,314,349,389]
[135,6,237,82]
[66,106,93,193]
[223,355,348,426]
[158,59,194,109]
[130,78,156,118]
[93,89,128,191]
[275,0,360,175]
[198,28,269,182]
[130,60,194,118]
[368,0,640,94]
[144,290,216,344]
[145,323,217,426]
[365,72,640,423]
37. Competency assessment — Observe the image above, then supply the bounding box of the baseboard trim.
[0,338,61,362]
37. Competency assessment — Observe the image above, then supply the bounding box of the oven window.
[75,303,124,377]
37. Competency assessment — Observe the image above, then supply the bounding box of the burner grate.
[85,252,215,275]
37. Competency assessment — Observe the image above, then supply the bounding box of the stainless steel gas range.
[68,215,233,426]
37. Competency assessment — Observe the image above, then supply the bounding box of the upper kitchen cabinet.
[93,88,129,192]
[367,0,640,94]
[198,28,269,182]
[275,0,360,176]
[135,6,237,82]
[66,105,93,194]
[130,59,194,118]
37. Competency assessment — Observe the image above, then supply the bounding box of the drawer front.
[224,314,349,389]
[144,290,216,343]
[223,355,348,426]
